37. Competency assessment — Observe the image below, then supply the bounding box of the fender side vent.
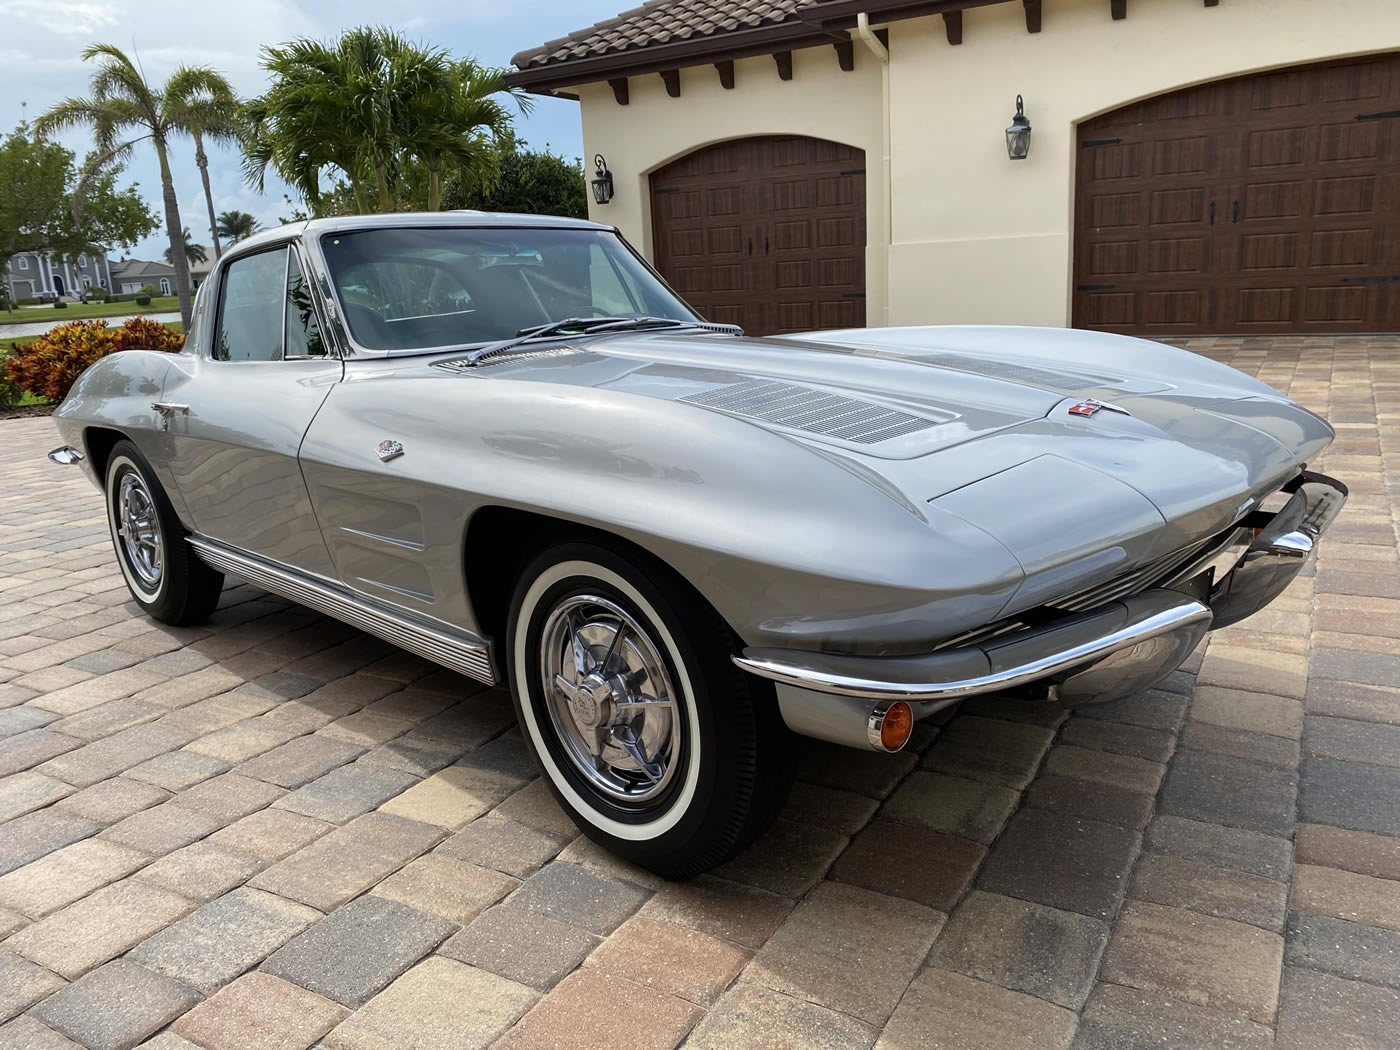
[681,380,937,444]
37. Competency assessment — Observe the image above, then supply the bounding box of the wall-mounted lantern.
[1005,95,1032,160]
[591,154,615,205]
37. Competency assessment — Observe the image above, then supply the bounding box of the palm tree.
[216,210,260,242]
[402,59,529,210]
[168,74,241,260]
[243,28,453,214]
[37,44,229,327]
[163,227,207,266]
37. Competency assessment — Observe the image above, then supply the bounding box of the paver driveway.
[1,335,1398,1050]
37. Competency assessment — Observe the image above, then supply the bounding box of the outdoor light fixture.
[1005,95,1032,160]
[591,154,615,205]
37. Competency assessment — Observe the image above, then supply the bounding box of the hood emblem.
[1068,398,1131,418]
[376,439,404,463]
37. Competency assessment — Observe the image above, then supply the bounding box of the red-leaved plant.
[5,317,184,403]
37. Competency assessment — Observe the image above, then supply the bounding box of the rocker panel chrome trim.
[186,536,495,684]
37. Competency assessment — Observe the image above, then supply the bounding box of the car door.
[160,242,343,580]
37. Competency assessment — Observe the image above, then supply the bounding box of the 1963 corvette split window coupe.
[49,213,1347,877]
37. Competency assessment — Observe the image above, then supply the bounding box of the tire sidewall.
[106,449,169,609]
[511,555,710,844]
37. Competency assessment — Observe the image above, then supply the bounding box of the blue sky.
[0,0,623,259]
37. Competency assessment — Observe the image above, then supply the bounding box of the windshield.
[319,226,700,352]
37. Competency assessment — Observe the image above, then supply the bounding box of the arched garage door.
[650,136,866,336]
[1074,53,1400,335]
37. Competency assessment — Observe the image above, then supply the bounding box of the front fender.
[299,368,1025,654]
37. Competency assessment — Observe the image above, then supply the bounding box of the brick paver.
[0,334,1396,1047]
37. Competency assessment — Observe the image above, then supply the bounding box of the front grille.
[681,380,938,444]
[932,533,1224,652]
[1043,535,1219,613]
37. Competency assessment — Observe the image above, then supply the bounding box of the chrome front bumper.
[734,470,1347,751]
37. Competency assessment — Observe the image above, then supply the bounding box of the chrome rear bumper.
[734,470,1346,751]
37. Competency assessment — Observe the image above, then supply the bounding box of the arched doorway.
[650,136,866,336]
[1074,52,1400,335]
[53,274,66,297]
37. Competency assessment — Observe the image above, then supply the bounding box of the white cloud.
[0,0,116,37]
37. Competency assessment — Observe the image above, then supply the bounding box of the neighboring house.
[3,250,114,300]
[508,0,1400,336]
[107,258,209,296]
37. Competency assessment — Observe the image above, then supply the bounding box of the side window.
[284,253,326,358]
[214,249,287,362]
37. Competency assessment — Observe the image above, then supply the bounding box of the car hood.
[413,324,1333,613]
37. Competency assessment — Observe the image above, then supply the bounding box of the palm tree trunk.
[427,163,442,211]
[195,130,223,260]
[373,162,391,212]
[155,136,194,329]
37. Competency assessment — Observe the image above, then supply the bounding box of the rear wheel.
[507,541,794,878]
[104,440,223,625]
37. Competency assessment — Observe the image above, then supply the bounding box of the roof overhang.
[505,19,849,94]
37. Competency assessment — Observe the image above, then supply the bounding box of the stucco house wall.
[577,44,888,324]
[569,0,1400,328]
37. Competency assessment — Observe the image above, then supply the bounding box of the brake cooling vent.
[680,379,937,444]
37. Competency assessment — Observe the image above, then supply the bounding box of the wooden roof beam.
[1111,0,1126,18]
[715,59,735,88]
[1023,0,1042,33]
[608,78,629,105]
[833,38,855,71]
[774,50,793,80]
[944,9,963,44]
[660,69,681,97]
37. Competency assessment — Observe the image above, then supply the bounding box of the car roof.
[232,210,613,254]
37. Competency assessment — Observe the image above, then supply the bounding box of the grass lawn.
[2,322,185,409]
[0,297,181,324]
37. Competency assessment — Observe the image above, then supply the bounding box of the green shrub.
[139,284,159,298]
[17,297,38,306]
[5,317,183,402]
[135,295,151,306]
[53,300,68,309]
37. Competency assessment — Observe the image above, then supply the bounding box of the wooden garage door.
[1074,53,1400,335]
[650,136,865,336]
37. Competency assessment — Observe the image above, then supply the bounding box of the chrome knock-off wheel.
[540,594,679,805]
[116,471,163,590]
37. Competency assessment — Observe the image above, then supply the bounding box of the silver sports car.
[49,212,1347,876]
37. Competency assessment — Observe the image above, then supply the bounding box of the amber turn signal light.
[870,700,914,753]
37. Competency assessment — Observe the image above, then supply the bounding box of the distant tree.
[169,72,242,259]
[163,227,207,266]
[38,44,235,327]
[215,210,260,242]
[0,123,156,311]
[443,136,587,218]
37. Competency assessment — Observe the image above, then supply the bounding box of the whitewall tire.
[104,440,224,625]
[507,541,794,877]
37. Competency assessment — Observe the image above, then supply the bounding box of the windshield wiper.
[460,315,741,367]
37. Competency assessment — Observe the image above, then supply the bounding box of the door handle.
[151,402,188,432]
[1209,201,1215,226]
[1232,200,1240,223]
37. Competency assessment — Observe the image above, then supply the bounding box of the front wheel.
[104,439,224,625]
[507,542,794,878]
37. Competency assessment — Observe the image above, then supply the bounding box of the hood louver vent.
[681,380,937,445]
